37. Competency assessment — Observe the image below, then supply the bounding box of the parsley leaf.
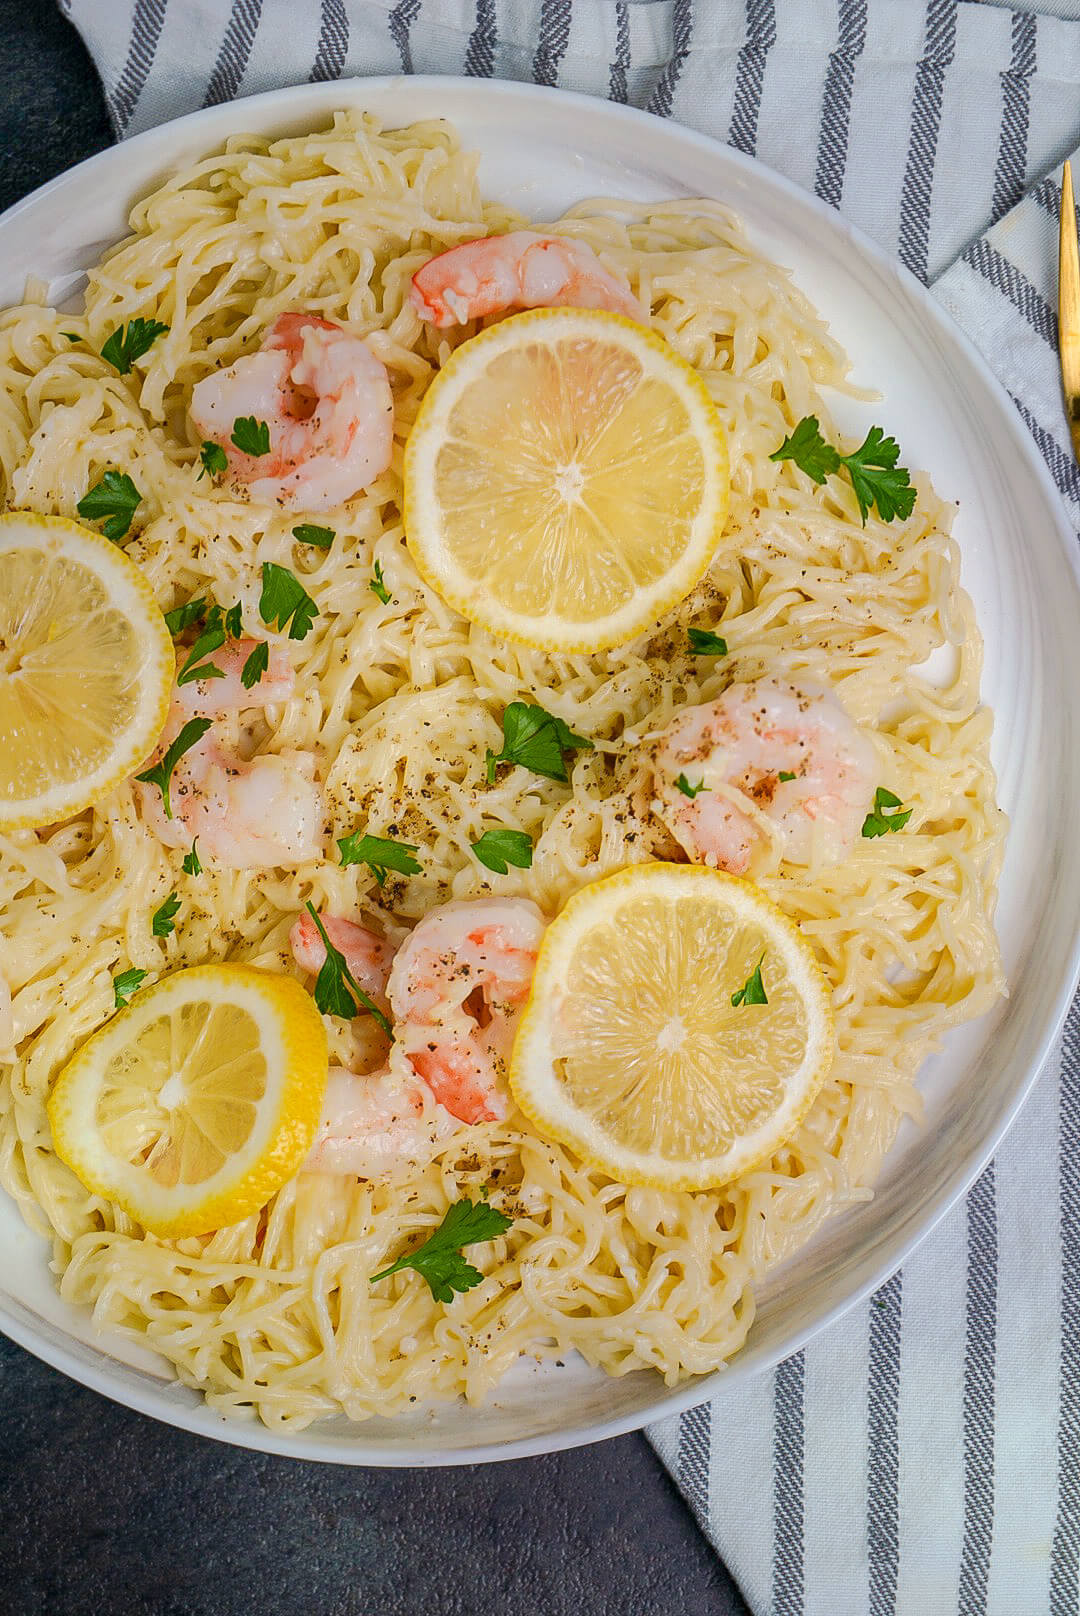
[151,892,181,938]
[241,641,269,690]
[485,702,592,785]
[163,597,209,636]
[175,624,226,687]
[778,770,797,783]
[731,953,768,1008]
[135,717,210,819]
[861,786,913,839]
[100,317,168,375]
[769,415,841,485]
[292,523,334,550]
[113,967,148,1009]
[770,415,915,524]
[259,562,319,641]
[471,828,534,874]
[304,902,393,1038]
[223,602,244,639]
[841,426,917,524]
[61,331,82,343]
[337,831,422,885]
[675,773,708,799]
[370,1197,512,1304]
[231,416,271,457]
[370,559,391,604]
[688,627,728,656]
[198,441,228,480]
[76,470,142,543]
[182,839,201,876]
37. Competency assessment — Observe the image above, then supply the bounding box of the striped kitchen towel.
[57,0,1080,1610]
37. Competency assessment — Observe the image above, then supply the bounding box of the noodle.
[0,112,1004,1429]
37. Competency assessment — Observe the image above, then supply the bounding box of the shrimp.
[387,898,546,1125]
[173,638,294,717]
[136,711,323,869]
[289,910,394,1006]
[302,1056,455,1178]
[410,232,646,327]
[189,312,394,512]
[649,676,877,874]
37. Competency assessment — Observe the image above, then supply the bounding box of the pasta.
[0,112,1004,1429]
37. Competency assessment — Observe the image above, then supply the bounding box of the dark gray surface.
[0,7,751,1615]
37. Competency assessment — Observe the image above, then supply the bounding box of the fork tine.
[1058,159,1080,461]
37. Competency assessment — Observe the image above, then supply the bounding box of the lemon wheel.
[47,964,329,1238]
[510,864,834,1191]
[0,512,173,829]
[403,309,730,652]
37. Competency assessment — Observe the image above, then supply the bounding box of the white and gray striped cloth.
[54,0,1080,1609]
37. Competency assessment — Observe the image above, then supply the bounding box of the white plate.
[2,76,1079,1466]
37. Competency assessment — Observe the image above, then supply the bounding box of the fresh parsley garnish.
[163,597,209,636]
[304,902,393,1038]
[61,331,82,343]
[100,317,168,375]
[370,1197,512,1304]
[175,623,227,687]
[135,717,210,819]
[778,770,797,783]
[769,415,916,525]
[223,602,243,639]
[337,831,422,886]
[861,786,913,839]
[688,628,728,656]
[471,828,534,874]
[198,441,228,480]
[182,839,201,876]
[241,641,269,690]
[731,953,768,1007]
[113,967,148,1009]
[259,562,319,641]
[292,524,334,550]
[675,774,708,799]
[76,470,142,543]
[370,559,391,604]
[231,416,271,457]
[485,702,592,785]
[769,416,839,485]
[151,892,181,938]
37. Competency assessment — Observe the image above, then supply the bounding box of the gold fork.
[1059,159,1080,464]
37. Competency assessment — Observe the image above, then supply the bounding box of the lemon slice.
[0,512,173,830]
[47,964,329,1238]
[403,309,730,653]
[510,864,833,1191]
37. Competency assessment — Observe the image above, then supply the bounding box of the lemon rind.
[46,964,329,1238]
[509,864,834,1192]
[0,513,174,830]
[402,309,731,655]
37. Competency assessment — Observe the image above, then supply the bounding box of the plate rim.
[2,71,1079,1466]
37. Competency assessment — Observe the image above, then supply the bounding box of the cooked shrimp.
[289,910,394,1005]
[649,676,877,874]
[410,232,645,327]
[174,638,294,716]
[302,1057,455,1178]
[136,711,323,870]
[387,897,546,1125]
[189,312,394,512]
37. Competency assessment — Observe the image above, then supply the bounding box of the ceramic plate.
[2,76,1079,1465]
